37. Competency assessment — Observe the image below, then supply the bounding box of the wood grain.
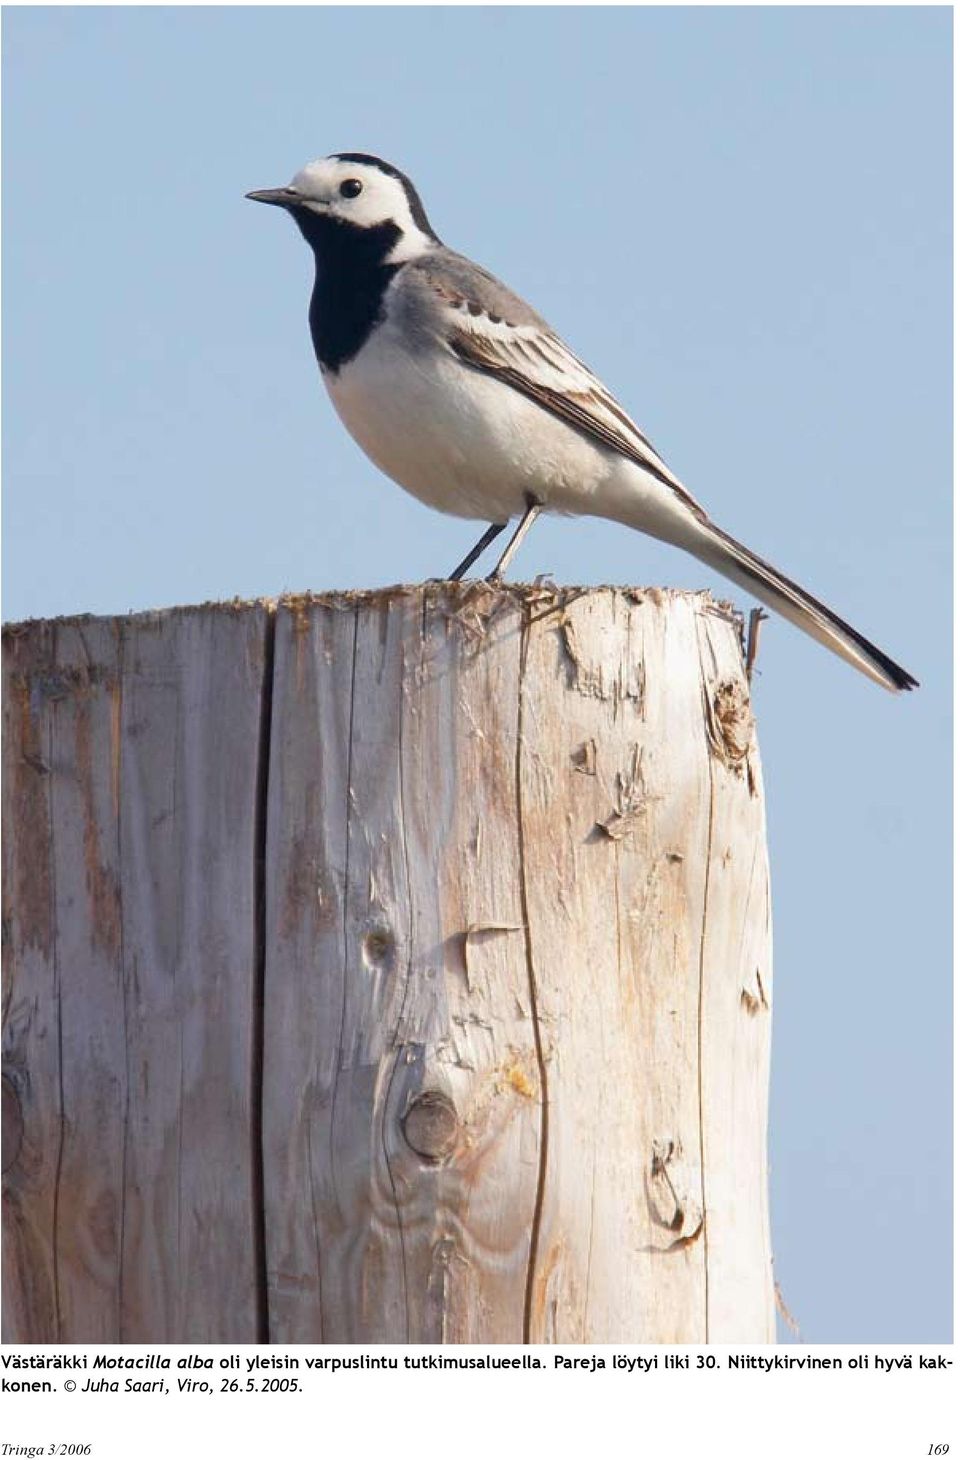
[2,605,268,1341]
[4,586,774,1342]
[262,587,542,1342]
[262,584,773,1342]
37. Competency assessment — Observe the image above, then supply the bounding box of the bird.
[247,152,917,693]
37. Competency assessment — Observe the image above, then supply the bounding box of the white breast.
[323,308,611,524]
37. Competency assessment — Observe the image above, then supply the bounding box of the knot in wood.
[707,679,753,770]
[402,1091,459,1162]
[361,926,395,971]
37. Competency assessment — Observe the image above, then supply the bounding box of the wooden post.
[2,584,774,1343]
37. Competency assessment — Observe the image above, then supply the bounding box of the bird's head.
[246,153,441,264]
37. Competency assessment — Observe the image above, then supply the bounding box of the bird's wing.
[425,268,707,519]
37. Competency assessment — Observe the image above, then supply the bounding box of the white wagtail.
[248,153,917,693]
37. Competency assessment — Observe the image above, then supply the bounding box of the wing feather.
[443,301,707,519]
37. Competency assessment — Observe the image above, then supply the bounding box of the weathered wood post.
[3,584,774,1343]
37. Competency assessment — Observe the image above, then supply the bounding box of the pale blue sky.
[3,7,951,1341]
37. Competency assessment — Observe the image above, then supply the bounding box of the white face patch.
[286,156,437,261]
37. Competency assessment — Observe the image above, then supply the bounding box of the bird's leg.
[487,496,542,583]
[447,522,508,581]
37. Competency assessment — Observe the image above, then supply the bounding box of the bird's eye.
[339,178,363,199]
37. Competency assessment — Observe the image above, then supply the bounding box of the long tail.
[686,520,918,693]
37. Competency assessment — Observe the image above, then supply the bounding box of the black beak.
[245,187,301,208]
